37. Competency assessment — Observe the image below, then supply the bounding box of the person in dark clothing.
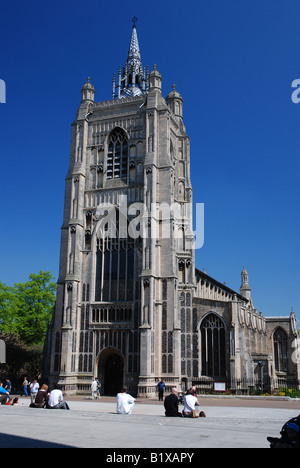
[268,415,300,448]
[157,378,166,401]
[0,381,9,405]
[164,387,182,417]
[29,384,49,408]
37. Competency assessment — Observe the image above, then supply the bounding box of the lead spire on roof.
[127,18,142,69]
[113,19,148,99]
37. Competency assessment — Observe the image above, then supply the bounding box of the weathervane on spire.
[132,16,138,27]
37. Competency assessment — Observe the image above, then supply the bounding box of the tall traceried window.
[107,127,128,180]
[273,327,288,373]
[95,209,135,302]
[201,313,226,377]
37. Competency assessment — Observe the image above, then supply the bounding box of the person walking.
[91,378,98,400]
[96,379,101,399]
[21,377,29,397]
[157,378,166,401]
[5,379,12,393]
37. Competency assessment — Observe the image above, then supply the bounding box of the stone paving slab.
[0,398,299,449]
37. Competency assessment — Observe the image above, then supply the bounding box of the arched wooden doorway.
[97,348,124,396]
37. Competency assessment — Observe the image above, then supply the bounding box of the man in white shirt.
[29,380,40,404]
[116,386,135,414]
[183,388,199,417]
[47,385,70,410]
[183,388,206,418]
[91,378,98,400]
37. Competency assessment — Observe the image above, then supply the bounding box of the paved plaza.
[0,396,300,449]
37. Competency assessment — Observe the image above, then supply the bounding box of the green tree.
[14,271,57,344]
[0,282,19,335]
[0,333,44,384]
[0,271,56,345]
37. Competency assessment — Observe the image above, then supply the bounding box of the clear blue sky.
[0,0,299,322]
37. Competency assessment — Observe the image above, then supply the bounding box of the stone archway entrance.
[97,348,124,396]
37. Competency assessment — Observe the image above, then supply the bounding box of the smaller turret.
[240,266,251,301]
[81,77,95,103]
[166,84,183,118]
[148,64,162,92]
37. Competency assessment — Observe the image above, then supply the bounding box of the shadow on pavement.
[0,433,74,448]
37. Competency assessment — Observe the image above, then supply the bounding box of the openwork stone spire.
[113,19,148,99]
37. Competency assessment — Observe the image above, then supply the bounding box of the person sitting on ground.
[268,414,300,448]
[30,384,49,408]
[11,398,19,406]
[116,385,135,414]
[47,384,70,410]
[0,382,9,405]
[164,387,182,417]
[183,388,206,418]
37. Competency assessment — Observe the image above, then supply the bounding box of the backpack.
[267,415,300,448]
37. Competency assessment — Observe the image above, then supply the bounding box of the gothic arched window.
[107,128,128,180]
[95,209,135,303]
[200,313,226,377]
[273,327,288,373]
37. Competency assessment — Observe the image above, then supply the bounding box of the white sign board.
[0,340,6,363]
[214,382,226,392]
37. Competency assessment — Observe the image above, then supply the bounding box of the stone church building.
[43,22,299,396]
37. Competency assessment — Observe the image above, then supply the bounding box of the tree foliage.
[0,271,56,385]
[0,333,43,384]
[0,271,56,345]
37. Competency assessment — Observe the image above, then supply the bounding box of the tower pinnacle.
[240,266,251,301]
[113,21,148,99]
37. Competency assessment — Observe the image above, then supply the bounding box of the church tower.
[44,19,300,396]
[46,20,194,396]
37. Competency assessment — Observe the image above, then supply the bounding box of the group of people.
[157,378,206,418]
[29,384,70,410]
[91,378,101,400]
[0,382,20,406]
[115,382,206,418]
[20,377,42,400]
[0,378,70,410]
[164,387,206,418]
[0,380,11,405]
[2,375,204,418]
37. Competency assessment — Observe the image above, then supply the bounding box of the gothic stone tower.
[46,23,194,396]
